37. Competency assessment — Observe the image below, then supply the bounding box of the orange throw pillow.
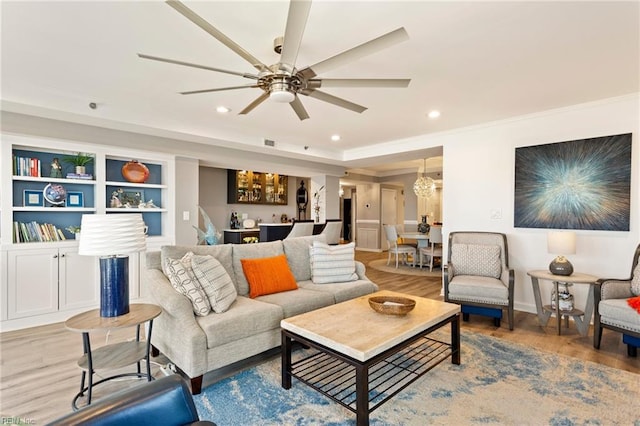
[241,254,298,298]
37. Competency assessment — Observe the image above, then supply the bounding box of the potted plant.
[65,225,81,240]
[63,153,94,175]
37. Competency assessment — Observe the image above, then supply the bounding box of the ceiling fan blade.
[299,27,409,79]
[290,96,310,121]
[239,92,270,115]
[166,0,269,72]
[180,84,259,95]
[138,54,259,79]
[279,0,312,68]
[301,89,367,113]
[310,78,410,88]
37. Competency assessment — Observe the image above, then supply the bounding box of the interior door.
[381,188,397,227]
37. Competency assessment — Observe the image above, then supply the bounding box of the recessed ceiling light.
[331,134,341,142]
[428,110,441,119]
[216,106,230,113]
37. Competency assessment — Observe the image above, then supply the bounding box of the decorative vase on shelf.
[122,160,150,183]
[417,215,430,234]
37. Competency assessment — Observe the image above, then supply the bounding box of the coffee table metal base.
[282,314,460,426]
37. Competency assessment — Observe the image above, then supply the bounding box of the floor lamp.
[79,214,146,317]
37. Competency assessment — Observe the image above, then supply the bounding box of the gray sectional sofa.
[144,235,378,394]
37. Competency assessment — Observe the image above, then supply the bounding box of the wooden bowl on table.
[368,296,416,316]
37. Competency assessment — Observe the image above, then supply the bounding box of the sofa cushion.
[241,254,298,298]
[256,288,334,318]
[191,255,237,313]
[298,279,379,303]
[282,234,326,282]
[161,244,235,290]
[451,244,501,279]
[310,241,358,284]
[164,255,211,316]
[232,241,285,296]
[195,296,283,348]
[448,275,509,305]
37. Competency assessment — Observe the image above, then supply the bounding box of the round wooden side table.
[65,303,162,410]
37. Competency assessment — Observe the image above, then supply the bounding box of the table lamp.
[547,231,576,276]
[79,214,146,317]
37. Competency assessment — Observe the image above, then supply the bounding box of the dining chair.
[419,226,443,271]
[319,219,342,245]
[383,224,416,268]
[285,220,315,239]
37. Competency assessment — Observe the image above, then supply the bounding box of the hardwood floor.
[1,250,637,423]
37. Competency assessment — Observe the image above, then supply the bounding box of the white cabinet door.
[59,249,99,311]
[7,248,59,319]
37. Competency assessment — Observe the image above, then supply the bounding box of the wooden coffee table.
[281,290,461,426]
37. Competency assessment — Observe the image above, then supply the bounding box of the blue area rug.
[193,331,639,425]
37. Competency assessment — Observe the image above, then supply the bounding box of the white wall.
[441,94,639,314]
[175,157,199,245]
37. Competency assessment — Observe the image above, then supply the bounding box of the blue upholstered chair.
[47,375,215,426]
[594,243,640,357]
[443,231,514,330]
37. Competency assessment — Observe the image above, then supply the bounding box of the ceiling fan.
[138,0,411,121]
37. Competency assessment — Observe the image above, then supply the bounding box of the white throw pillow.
[451,244,502,279]
[164,255,211,316]
[191,254,238,313]
[310,241,358,284]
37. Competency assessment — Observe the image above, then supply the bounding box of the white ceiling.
[1,1,638,175]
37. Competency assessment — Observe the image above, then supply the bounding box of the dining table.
[398,232,432,268]
[399,232,430,248]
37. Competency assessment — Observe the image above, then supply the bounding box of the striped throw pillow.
[191,254,238,313]
[310,241,358,284]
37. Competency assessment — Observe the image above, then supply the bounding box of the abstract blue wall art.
[514,133,632,231]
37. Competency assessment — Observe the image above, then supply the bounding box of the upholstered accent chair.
[443,231,514,330]
[319,219,342,245]
[594,243,640,357]
[48,375,215,425]
[383,224,416,268]
[285,219,314,239]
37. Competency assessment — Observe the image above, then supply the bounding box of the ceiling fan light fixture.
[270,90,296,103]
[269,80,295,103]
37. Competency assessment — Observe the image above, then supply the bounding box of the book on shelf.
[13,155,41,177]
[66,173,94,180]
[13,221,65,243]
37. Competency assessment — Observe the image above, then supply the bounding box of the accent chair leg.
[493,317,501,327]
[594,324,603,349]
[151,345,160,357]
[628,344,638,357]
[462,313,469,322]
[190,375,203,395]
[508,307,514,331]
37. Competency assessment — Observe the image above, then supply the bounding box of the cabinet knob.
[60,254,66,258]
[53,254,58,258]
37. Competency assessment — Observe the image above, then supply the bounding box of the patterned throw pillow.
[451,244,502,279]
[164,255,211,316]
[631,262,640,296]
[191,254,238,313]
[310,241,358,284]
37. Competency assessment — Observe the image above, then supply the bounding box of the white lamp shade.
[79,214,146,256]
[547,231,576,255]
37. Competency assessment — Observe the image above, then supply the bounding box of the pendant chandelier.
[413,158,436,198]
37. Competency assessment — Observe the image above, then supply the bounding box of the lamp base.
[100,256,130,317]
[549,256,574,276]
